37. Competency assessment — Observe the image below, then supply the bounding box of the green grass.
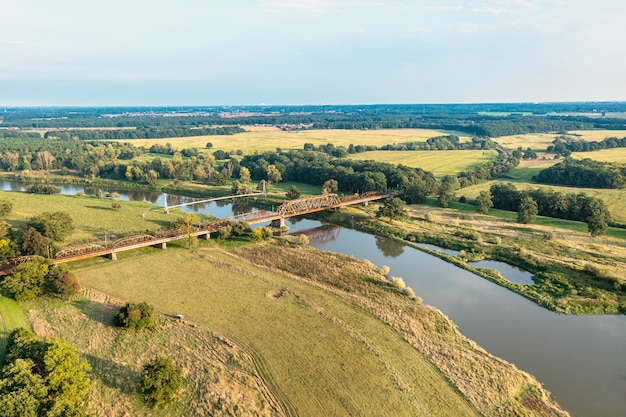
[346,150,499,178]
[113,127,473,154]
[0,293,31,365]
[74,247,481,417]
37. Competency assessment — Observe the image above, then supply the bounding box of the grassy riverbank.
[56,239,566,417]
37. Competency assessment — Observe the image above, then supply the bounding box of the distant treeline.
[548,135,626,156]
[43,126,244,140]
[490,182,610,224]
[6,106,626,137]
[534,158,626,189]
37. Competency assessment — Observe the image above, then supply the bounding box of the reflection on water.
[375,235,404,258]
[295,224,342,243]
[469,260,535,285]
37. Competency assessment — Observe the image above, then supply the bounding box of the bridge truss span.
[277,194,341,216]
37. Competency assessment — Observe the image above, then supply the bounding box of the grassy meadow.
[70,246,483,417]
[345,150,499,177]
[0,190,182,245]
[116,127,473,154]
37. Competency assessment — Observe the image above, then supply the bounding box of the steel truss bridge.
[0,191,388,273]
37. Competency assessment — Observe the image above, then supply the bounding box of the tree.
[517,195,538,224]
[239,166,251,183]
[0,329,91,417]
[266,164,282,184]
[21,228,53,257]
[205,142,213,149]
[322,179,338,194]
[285,185,301,200]
[2,257,50,302]
[27,212,74,241]
[115,302,156,330]
[140,356,183,406]
[376,197,407,220]
[587,199,609,236]
[0,196,13,216]
[437,175,459,208]
[475,190,493,214]
[47,265,81,299]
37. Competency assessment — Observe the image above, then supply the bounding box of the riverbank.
[63,240,567,416]
[311,204,626,315]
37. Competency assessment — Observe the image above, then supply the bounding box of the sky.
[1,0,625,106]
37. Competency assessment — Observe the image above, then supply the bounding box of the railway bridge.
[0,191,390,272]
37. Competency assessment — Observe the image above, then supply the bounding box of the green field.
[346,150,498,178]
[116,127,473,154]
[73,247,482,417]
[494,130,626,152]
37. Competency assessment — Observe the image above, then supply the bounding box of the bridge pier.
[198,232,210,240]
[271,218,285,228]
[108,251,117,261]
[153,242,167,249]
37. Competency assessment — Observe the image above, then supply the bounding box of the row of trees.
[488,183,610,235]
[44,126,244,140]
[534,158,626,189]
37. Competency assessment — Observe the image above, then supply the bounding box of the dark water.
[3,182,625,416]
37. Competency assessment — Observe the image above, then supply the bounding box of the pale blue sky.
[1,0,625,106]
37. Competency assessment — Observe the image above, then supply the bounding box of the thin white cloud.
[472,7,507,15]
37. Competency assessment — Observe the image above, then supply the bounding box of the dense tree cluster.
[534,158,626,188]
[240,150,437,195]
[1,258,81,301]
[44,126,244,140]
[0,137,143,172]
[0,328,91,417]
[489,183,611,235]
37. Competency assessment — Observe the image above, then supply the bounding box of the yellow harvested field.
[495,130,626,151]
[494,133,558,150]
[568,130,626,141]
[572,148,626,163]
[114,128,473,154]
[346,150,498,178]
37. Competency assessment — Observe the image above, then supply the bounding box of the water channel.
[3,181,625,417]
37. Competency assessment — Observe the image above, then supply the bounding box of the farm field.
[494,129,626,152]
[572,148,626,163]
[345,150,498,178]
[72,246,483,417]
[115,127,473,154]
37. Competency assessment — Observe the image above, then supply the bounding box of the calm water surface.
[2,182,625,417]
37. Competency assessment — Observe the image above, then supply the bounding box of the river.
[3,181,625,417]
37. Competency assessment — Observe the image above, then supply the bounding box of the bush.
[402,286,416,299]
[378,265,390,276]
[297,234,309,246]
[115,302,156,330]
[0,196,13,216]
[111,202,122,211]
[140,356,183,406]
[390,276,406,290]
